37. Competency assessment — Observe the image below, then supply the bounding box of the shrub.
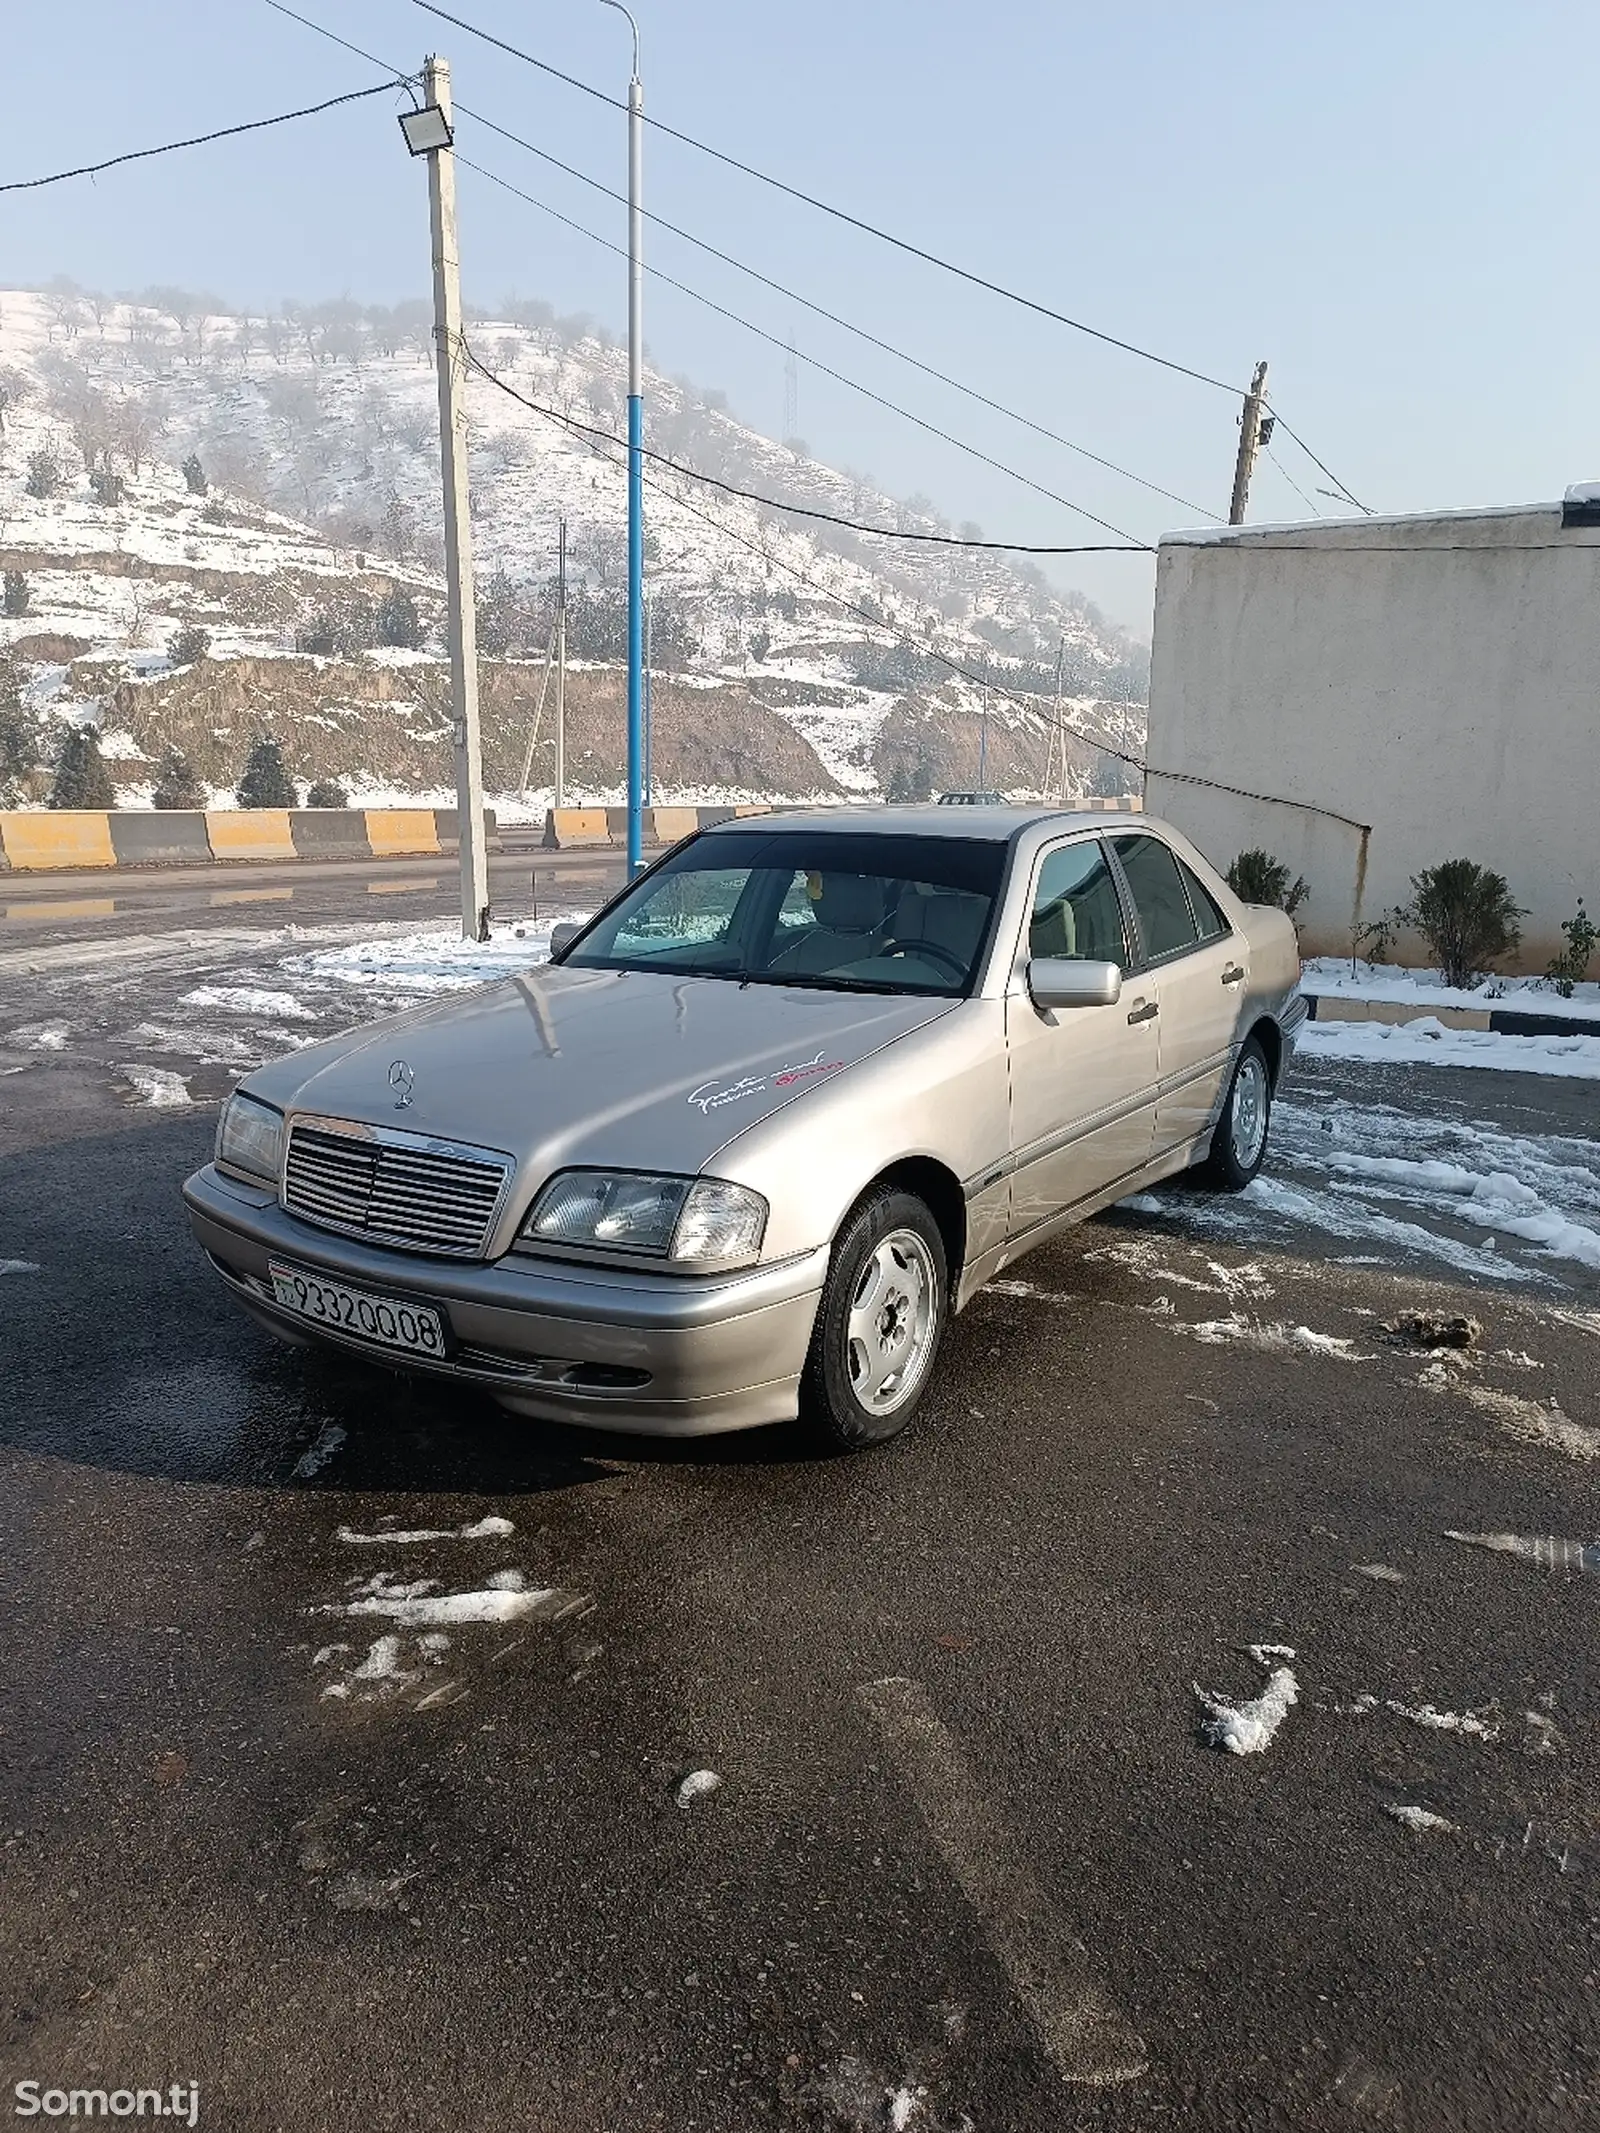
[748,627,772,664]
[50,727,116,810]
[297,598,376,657]
[236,735,297,810]
[151,745,207,810]
[1546,899,1598,998]
[376,589,423,649]
[168,623,211,667]
[88,468,126,507]
[1226,848,1310,917]
[1405,858,1523,989]
[1351,907,1408,968]
[2,570,29,618]
[24,448,63,500]
[305,778,348,809]
[0,658,39,803]
[182,451,208,496]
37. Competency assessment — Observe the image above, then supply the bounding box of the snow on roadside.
[320,1583,586,1629]
[0,1260,41,1276]
[1385,1804,1458,1835]
[1171,1312,1371,1361]
[335,1516,515,1546]
[287,914,592,996]
[1299,1018,1600,1079]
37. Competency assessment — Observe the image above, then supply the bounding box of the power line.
[412,0,1373,513]
[455,154,1154,545]
[0,81,404,194]
[461,344,1149,552]
[1265,443,1323,516]
[262,0,1212,526]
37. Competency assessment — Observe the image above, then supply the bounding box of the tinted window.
[1112,833,1201,962]
[563,830,1006,997]
[1029,840,1127,964]
[1178,857,1231,944]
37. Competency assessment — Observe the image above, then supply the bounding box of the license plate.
[268,1262,448,1359]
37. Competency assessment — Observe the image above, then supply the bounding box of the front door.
[1110,833,1249,1159]
[1005,836,1161,1239]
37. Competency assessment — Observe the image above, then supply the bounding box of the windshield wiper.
[744,972,932,996]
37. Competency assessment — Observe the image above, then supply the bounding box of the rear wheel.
[1200,1035,1272,1192]
[802,1189,948,1450]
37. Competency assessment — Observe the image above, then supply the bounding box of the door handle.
[1127,1000,1159,1026]
[1221,963,1246,986]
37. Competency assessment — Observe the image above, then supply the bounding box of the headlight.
[518,1170,767,1264]
[215,1093,284,1184]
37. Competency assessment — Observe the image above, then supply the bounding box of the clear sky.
[6,1,1597,634]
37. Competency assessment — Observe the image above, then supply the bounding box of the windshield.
[560,830,1007,996]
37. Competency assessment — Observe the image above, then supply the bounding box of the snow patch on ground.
[1303,958,1600,1024]
[1342,1694,1500,1742]
[287,915,590,995]
[181,985,318,1021]
[1420,1369,1600,1460]
[121,1064,191,1106]
[321,1583,585,1628]
[335,1515,516,1545]
[0,1259,41,1276]
[1172,1312,1370,1361]
[675,1769,723,1807]
[292,1423,346,1479]
[1196,1649,1299,1755]
[1385,1804,1458,1835]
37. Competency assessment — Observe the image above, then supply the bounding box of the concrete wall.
[1145,505,1600,968]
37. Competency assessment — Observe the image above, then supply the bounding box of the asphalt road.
[2,869,1598,2132]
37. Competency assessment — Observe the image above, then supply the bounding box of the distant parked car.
[937,789,1005,805]
[185,809,1305,1450]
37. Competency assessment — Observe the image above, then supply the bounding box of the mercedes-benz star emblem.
[388,1059,415,1109]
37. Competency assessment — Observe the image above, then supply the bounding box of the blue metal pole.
[643,595,654,803]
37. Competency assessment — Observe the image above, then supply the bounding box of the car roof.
[699,805,1147,846]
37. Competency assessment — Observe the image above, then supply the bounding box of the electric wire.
[461,344,1149,551]
[263,0,1212,526]
[1265,444,1323,516]
[0,81,405,193]
[413,0,1372,513]
[456,157,1154,545]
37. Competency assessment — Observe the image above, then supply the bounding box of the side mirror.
[1027,957,1122,1010]
[548,921,584,957]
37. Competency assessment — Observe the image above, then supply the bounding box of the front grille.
[282,1119,510,1258]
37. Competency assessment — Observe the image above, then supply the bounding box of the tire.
[801,1189,948,1451]
[1200,1034,1273,1192]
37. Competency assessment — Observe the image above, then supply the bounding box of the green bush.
[2,570,29,618]
[168,624,211,667]
[1546,899,1598,998]
[305,778,348,809]
[1405,859,1523,989]
[50,728,116,810]
[151,746,207,810]
[1226,848,1309,917]
[236,736,297,810]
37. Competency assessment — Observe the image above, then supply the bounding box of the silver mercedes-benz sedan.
[184,808,1305,1448]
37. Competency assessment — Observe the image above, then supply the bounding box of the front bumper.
[183,1165,827,1435]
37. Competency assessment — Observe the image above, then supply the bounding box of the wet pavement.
[2,890,1598,2131]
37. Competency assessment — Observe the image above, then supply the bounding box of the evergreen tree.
[25,449,63,499]
[376,589,423,649]
[50,728,116,810]
[182,451,208,495]
[305,778,348,808]
[151,745,207,810]
[168,624,211,667]
[236,736,297,809]
[2,570,29,618]
[0,656,37,803]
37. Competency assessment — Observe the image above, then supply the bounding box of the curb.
[0,808,498,874]
[1303,994,1600,1041]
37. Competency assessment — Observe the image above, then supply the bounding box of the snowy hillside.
[0,285,1148,808]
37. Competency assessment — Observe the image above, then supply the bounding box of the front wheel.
[1200,1035,1273,1192]
[801,1189,948,1451]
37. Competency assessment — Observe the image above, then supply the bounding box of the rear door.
[1110,833,1248,1161]
[1004,835,1161,1237]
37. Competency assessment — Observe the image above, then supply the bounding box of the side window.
[1028,840,1127,964]
[1178,857,1231,943]
[1111,834,1201,962]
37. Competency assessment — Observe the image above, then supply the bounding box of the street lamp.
[599,0,645,875]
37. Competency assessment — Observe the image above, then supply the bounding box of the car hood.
[245,966,955,1178]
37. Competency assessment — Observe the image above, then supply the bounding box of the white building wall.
[1144,505,1600,969]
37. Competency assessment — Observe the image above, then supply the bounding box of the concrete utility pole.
[554,515,567,808]
[1228,359,1270,527]
[600,0,646,874]
[406,56,488,942]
